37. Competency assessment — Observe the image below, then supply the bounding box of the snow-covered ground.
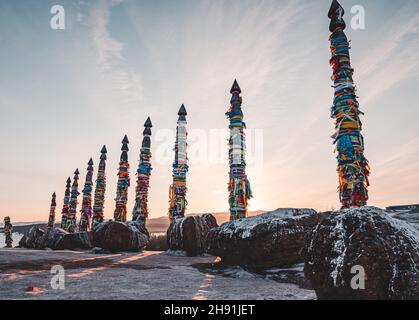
[0,249,315,300]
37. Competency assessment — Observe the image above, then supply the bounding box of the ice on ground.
[165,249,187,256]
[0,249,316,300]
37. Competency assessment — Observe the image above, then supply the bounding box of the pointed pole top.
[328,0,345,31]
[88,158,94,166]
[178,104,187,116]
[74,168,80,177]
[52,192,56,198]
[100,145,107,161]
[230,79,241,94]
[144,117,152,128]
[122,135,129,144]
[328,0,344,19]
[66,177,71,184]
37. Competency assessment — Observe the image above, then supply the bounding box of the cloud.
[357,7,419,104]
[90,0,143,109]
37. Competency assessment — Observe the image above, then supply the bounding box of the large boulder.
[167,214,218,256]
[304,206,419,300]
[18,226,45,249]
[41,227,67,249]
[19,227,93,250]
[58,231,93,250]
[43,228,93,250]
[205,208,319,268]
[92,221,149,252]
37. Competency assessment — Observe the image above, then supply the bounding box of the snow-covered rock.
[18,226,45,249]
[40,227,67,249]
[304,206,419,300]
[53,230,93,250]
[92,221,149,252]
[19,227,93,250]
[205,208,319,268]
[167,214,218,256]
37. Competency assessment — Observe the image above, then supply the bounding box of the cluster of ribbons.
[328,0,370,208]
[78,159,94,232]
[169,105,189,221]
[133,118,153,225]
[3,216,13,248]
[114,136,130,222]
[60,177,71,229]
[226,80,252,220]
[92,146,107,230]
[47,192,56,228]
[66,169,80,232]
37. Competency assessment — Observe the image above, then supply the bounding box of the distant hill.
[1,211,267,235]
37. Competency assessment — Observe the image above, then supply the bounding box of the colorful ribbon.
[328,0,370,209]
[92,146,107,230]
[47,192,56,228]
[226,80,252,220]
[60,177,71,229]
[133,117,153,225]
[3,216,13,248]
[114,135,130,222]
[168,105,189,221]
[66,169,80,232]
[79,158,94,232]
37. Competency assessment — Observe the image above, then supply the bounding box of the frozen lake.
[0,233,23,247]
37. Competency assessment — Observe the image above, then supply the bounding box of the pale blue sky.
[1,0,418,222]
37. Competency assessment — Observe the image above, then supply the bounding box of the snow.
[0,249,315,300]
[323,206,419,288]
[264,263,305,273]
[165,249,187,257]
[217,208,317,239]
[329,219,347,286]
[221,267,262,280]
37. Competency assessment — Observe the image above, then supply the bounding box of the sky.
[0,0,418,223]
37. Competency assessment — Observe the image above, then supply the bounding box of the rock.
[167,214,218,256]
[17,235,26,248]
[205,208,319,268]
[304,206,419,300]
[19,226,45,249]
[92,221,149,252]
[41,227,67,249]
[54,231,93,250]
[19,227,93,250]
